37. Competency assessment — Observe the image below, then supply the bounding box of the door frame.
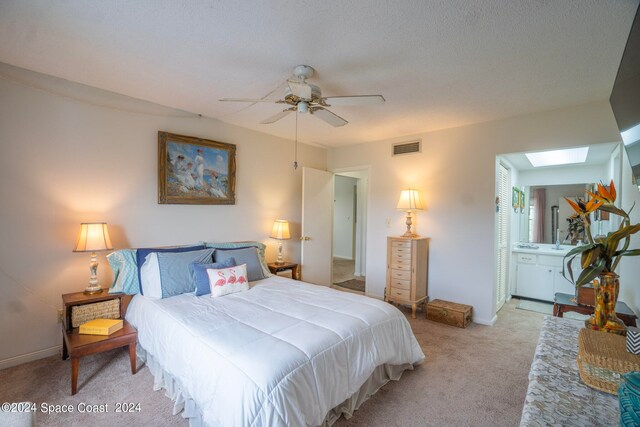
[331,165,371,281]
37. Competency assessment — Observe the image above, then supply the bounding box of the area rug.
[515,299,588,321]
[333,278,365,293]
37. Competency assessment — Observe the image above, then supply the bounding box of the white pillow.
[207,264,249,298]
[140,253,162,299]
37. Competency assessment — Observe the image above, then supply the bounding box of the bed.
[125,274,425,426]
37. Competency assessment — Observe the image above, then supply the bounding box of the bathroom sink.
[516,243,539,249]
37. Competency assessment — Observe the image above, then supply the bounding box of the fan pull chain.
[294,111,299,170]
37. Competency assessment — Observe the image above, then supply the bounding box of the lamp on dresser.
[396,189,424,237]
[270,220,291,265]
[72,222,113,295]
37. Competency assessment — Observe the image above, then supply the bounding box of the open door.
[301,167,334,286]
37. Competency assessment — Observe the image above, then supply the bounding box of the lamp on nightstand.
[397,189,424,237]
[270,220,291,265]
[73,222,113,295]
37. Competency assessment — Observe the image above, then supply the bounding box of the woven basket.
[577,328,640,395]
[71,299,120,328]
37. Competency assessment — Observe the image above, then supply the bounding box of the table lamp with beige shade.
[270,220,291,265]
[73,222,113,295]
[397,189,424,237]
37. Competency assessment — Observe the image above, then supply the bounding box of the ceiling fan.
[219,65,385,127]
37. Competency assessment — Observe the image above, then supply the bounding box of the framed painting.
[512,187,520,212]
[518,189,525,212]
[158,132,236,205]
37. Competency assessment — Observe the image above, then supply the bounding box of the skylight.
[525,147,589,168]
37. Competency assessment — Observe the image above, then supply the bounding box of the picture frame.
[512,187,520,212]
[158,131,236,205]
[518,189,525,213]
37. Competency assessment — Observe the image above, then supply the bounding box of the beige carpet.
[0,298,542,426]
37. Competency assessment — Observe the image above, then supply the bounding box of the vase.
[585,272,627,335]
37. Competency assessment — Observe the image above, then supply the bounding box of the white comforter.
[126,276,425,426]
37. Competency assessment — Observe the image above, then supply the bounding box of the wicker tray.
[577,327,640,395]
[71,299,120,328]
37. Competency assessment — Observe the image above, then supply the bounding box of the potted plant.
[564,180,640,335]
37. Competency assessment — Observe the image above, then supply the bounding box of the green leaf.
[564,243,595,259]
[617,249,640,257]
[604,224,640,259]
[563,254,579,283]
[598,204,629,218]
[576,258,606,287]
[581,246,602,269]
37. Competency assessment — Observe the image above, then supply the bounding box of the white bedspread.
[126,276,425,426]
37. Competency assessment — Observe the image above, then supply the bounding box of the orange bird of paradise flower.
[586,179,617,204]
[564,197,603,217]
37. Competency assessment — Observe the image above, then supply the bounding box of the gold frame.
[158,131,236,205]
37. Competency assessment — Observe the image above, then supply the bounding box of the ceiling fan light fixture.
[297,101,309,114]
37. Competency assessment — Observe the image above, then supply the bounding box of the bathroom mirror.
[519,184,593,245]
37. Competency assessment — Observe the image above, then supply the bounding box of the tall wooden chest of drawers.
[385,236,429,318]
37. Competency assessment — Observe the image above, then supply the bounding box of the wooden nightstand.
[267,262,301,280]
[61,291,137,395]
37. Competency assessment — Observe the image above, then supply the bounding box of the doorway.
[331,169,368,294]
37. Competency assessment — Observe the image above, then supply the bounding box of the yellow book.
[79,318,123,335]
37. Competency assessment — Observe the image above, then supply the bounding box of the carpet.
[516,298,589,321]
[333,278,365,293]
[0,299,542,427]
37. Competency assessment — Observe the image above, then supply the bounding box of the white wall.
[333,175,356,259]
[618,148,640,316]
[327,101,621,325]
[0,65,326,367]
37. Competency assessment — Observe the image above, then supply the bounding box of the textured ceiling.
[0,0,638,147]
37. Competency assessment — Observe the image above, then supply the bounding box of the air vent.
[392,140,421,156]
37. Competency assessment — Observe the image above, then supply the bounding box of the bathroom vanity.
[511,244,579,302]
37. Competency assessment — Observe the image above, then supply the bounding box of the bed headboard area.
[107,241,270,296]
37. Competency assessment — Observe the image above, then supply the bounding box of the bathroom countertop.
[512,244,573,256]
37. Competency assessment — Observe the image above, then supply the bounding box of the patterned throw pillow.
[207,264,249,298]
[107,249,140,295]
[190,257,237,296]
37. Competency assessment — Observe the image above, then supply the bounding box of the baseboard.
[473,315,497,326]
[0,345,61,370]
[332,255,354,261]
[365,292,384,300]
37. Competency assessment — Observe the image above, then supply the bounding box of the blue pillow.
[156,248,215,298]
[107,249,140,295]
[202,241,271,278]
[214,247,266,282]
[190,257,237,296]
[136,244,205,295]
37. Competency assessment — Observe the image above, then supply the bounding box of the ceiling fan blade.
[260,108,295,124]
[287,80,312,99]
[219,98,277,103]
[323,95,385,106]
[311,107,348,127]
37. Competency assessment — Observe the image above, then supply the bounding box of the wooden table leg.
[62,338,68,360]
[553,303,564,317]
[71,357,79,395]
[411,303,417,319]
[128,343,137,374]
